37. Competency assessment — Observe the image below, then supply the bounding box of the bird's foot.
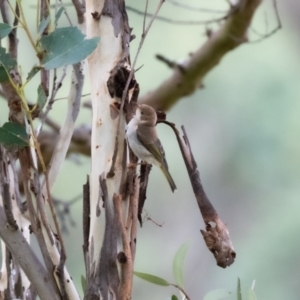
[127,162,137,169]
[127,161,148,169]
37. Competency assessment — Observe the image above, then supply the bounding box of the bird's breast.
[126,119,159,166]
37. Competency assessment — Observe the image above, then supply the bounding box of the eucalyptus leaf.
[203,289,231,300]
[237,278,242,300]
[0,122,28,148]
[173,243,189,288]
[38,15,50,35]
[27,66,41,81]
[0,23,12,39]
[81,275,86,292]
[247,289,257,300]
[37,85,47,111]
[134,271,170,286]
[40,26,99,69]
[0,46,17,82]
[55,7,65,27]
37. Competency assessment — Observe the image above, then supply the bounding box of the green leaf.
[0,122,29,148]
[40,27,99,69]
[247,289,257,300]
[0,46,17,82]
[38,15,50,35]
[26,66,41,81]
[203,289,231,300]
[55,7,65,27]
[171,295,179,300]
[0,23,12,39]
[134,271,170,286]
[81,275,86,292]
[37,85,47,111]
[173,242,189,288]
[237,278,242,300]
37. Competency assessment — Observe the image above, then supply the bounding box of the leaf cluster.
[0,3,99,148]
[134,244,258,300]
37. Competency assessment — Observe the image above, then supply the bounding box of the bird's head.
[136,104,157,126]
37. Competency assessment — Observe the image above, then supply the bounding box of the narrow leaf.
[37,85,47,111]
[38,15,50,35]
[247,289,257,300]
[27,66,41,81]
[0,46,17,82]
[0,23,12,39]
[55,7,65,27]
[81,275,86,292]
[237,278,242,300]
[40,27,99,69]
[134,271,170,286]
[0,122,28,148]
[203,289,231,300]
[171,295,179,300]
[173,243,189,288]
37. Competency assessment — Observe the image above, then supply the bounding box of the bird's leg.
[127,162,137,169]
[127,161,148,169]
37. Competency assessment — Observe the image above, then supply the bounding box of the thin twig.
[142,0,148,34]
[169,283,191,300]
[143,210,164,227]
[167,0,226,13]
[249,0,281,43]
[2,183,18,230]
[126,5,234,26]
[9,1,19,60]
[5,248,12,298]
[0,147,18,230]
[7,153,25,213]
[39,66,67,133]
[130,176,139,261]
[138,163,152,226]
[40,0,50,100]
[45,170,68,299]
[59,0,73,26]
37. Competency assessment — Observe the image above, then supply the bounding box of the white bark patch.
[86,2,126,264]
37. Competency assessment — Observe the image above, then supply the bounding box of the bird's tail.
[161,166,177,193]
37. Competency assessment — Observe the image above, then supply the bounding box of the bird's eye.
[141,111,144,115]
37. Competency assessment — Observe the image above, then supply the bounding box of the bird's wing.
[137,127,168,167]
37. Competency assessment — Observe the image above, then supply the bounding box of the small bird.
[126,104,177,192]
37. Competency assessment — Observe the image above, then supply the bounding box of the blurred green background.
[1,0,300,299]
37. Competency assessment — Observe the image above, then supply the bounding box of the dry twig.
[160,121,236,268]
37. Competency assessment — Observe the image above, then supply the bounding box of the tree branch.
[0,206,60,300]
[139,0,262,110]
[71,0,85,24]
[160,121,236,268]
[43,63,84,191]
